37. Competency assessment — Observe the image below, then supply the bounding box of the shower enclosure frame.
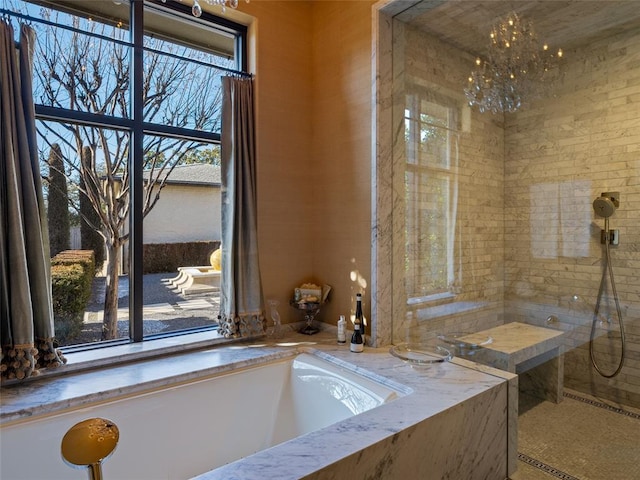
[372,0,638,408]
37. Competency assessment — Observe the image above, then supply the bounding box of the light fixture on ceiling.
[190,0,248,17]
[464,12,563,114]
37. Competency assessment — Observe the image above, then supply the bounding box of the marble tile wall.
[380,6,638,408]
[390,22,506,344]
[504,28,640,407]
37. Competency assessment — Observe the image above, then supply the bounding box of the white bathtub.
[0,353,400,479]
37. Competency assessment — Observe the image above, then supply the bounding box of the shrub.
[51,250,95,343]
[143,241,220,273]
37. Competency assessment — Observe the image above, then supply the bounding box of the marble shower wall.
[387,13,638,408]
[392,22,506,344]
[504,28,640,407]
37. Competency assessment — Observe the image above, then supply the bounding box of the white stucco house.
[103,164,221,274]
[143,164,222,244]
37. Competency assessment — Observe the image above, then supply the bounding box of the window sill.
[412,300,491,322]
[406,292,491,322]
[4,329,236,386]
[407,292,456,306]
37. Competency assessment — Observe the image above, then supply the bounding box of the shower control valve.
[601,229,620,245]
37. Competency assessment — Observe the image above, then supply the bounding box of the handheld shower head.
[593,192,619,218]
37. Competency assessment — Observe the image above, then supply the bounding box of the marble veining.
[1,331,516,480]
[462,322,565,407]
[462,322,564,371]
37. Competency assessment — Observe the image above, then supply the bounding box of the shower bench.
[461,322,565,403]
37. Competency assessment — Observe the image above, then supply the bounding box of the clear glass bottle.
[337,315,346,344]
[267,299,283,339]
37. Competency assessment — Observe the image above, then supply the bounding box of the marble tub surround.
[200,379,511,480]
[1,331,516,480]
[0,335,313,424]
[194,340,517,480]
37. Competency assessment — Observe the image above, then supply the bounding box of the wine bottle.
[355,293,365,340]
[350,321,364,353]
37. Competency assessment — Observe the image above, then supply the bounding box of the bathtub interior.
[0,352,402,480]
[272,353,399,444]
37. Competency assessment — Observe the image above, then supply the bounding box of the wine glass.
[267,299,283,339]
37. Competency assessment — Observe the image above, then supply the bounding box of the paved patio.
[77,272,220,341]
[84,273,220,319]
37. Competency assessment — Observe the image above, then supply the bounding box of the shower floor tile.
[516,388,640,480]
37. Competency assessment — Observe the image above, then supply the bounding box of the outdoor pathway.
[83,296,221,322]
[83,272,220,323]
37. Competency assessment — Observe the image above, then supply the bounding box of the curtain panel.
[1,21,65,380]
[217,76,265,338]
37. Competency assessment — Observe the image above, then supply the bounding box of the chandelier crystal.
[464,12,563,114]
[190,0,246,17]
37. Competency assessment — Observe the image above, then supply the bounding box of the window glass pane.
[404,89,461,300]
[30,2,131,118]
[142,140,221,335]
[419,99,449,127]
[405,171,449,296]
[38,120,130,347]
[417,124,450,169]
[141,46,228,132]
[144,5,237,69]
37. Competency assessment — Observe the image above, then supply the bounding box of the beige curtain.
[1,21,65,381]
[217,76,265,338]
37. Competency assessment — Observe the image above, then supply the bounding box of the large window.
[5,0,247,348]
[404,90,461,302]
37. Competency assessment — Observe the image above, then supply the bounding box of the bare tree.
[80,146,105,272]
[33,8,227,340]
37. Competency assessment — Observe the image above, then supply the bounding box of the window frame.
[403,89,461,303]
[5,0,248,350]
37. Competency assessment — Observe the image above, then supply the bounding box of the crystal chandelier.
[464,12,563,114]
[190,0,247,17]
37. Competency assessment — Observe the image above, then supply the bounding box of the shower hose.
[589,217,626,378]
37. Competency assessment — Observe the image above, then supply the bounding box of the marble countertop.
[1,330,516,479]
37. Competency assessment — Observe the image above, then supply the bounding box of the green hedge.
[143,241,220,273]
[51,250,95,343]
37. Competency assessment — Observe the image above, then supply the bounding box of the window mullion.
[34,105,134,131]
[129,0,144,342]
[142,123,222,143]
